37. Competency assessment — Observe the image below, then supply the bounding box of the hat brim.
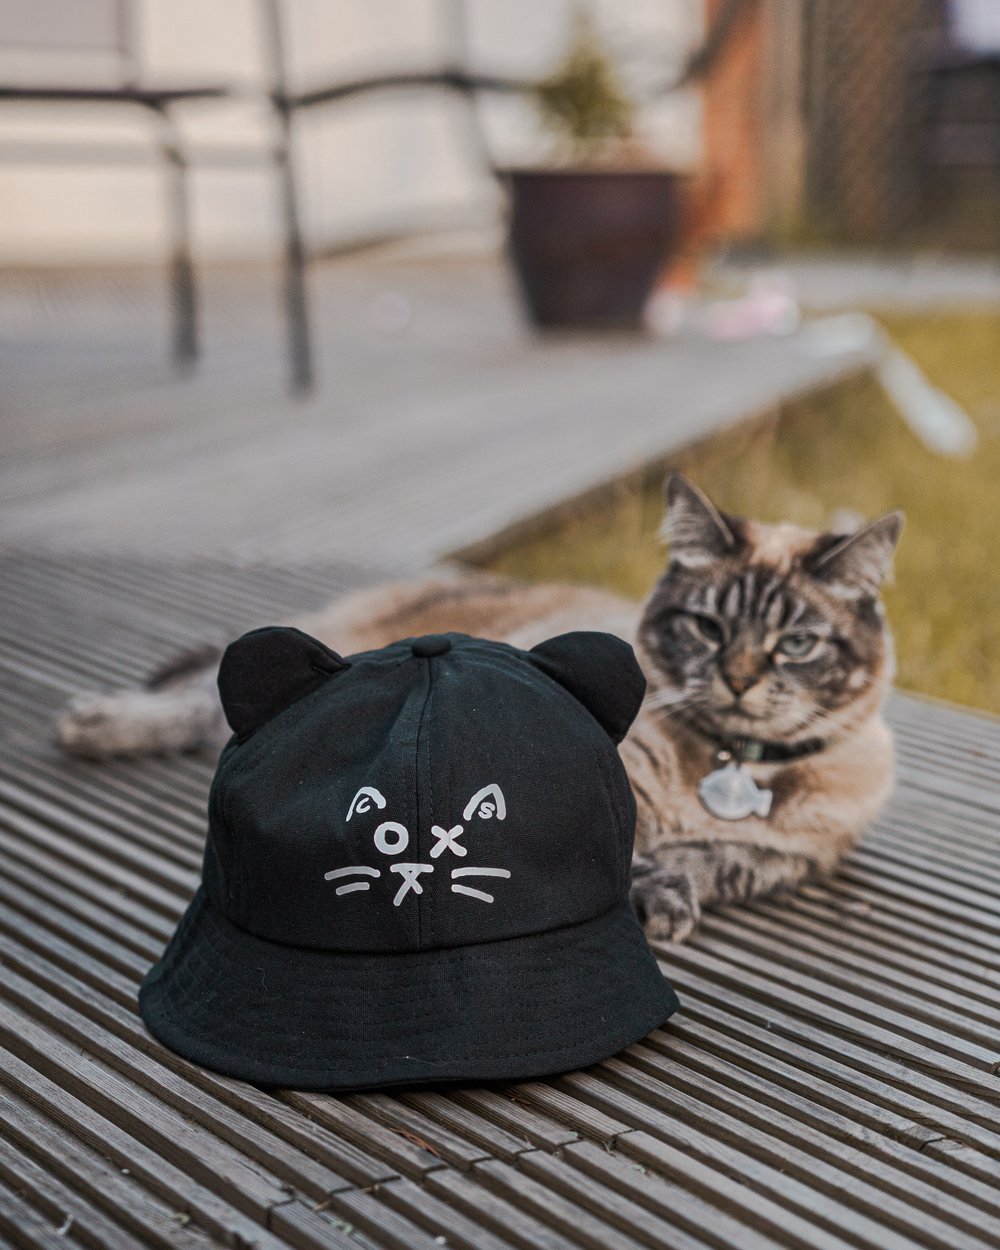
[138,886,678,1091]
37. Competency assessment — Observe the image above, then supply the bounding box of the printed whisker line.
[451,867,511,879]
[335,882,371,896]
[451,884,495,903]
[324,865,380,881]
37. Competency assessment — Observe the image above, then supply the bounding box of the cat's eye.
[776,633,819,659]
[686,613,724,644]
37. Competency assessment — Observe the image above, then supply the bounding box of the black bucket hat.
[139,626,678,1090]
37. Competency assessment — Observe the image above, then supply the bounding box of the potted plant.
[504,15,687,329]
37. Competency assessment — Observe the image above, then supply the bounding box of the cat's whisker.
[804,706,862,739]
[656,695,712,723]
[643,686,696,710]
[797,692,879,742]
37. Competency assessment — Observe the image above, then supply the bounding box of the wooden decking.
[2,548,1000,1250]
[3,252,1000,1248]
[0,252,874,566]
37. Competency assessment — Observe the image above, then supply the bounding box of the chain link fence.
[801,0,999,248]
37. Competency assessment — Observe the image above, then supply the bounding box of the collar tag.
[698,762,773,821]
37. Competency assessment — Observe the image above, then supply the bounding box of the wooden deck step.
[0,255,875,568]
[1,550,999,1249]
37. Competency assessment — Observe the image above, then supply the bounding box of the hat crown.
[205,632,641,953]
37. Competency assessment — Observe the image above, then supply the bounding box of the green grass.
[477,311,1000,714]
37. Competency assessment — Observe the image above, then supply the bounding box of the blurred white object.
[797,311,881,357]
[644,290,689,337]
[370,290,412,336]
[829,507,865,535]
[646,272,801,341]
[701,273,802,340]
[877,346,977,457]
[801,311,977,457]
[948,0,1000,53]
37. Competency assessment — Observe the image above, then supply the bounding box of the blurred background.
[2,0,999,710]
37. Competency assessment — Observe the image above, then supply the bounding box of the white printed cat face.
[325,784,511,907]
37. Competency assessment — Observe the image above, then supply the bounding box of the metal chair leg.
[160,111,198,371]
[275,135,313,394]
[262,0,314,395]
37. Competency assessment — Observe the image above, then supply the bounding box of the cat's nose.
[721,660,762,697]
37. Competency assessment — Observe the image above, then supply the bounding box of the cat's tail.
[57,644,228,759]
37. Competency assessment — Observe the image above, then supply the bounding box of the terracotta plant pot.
[504,168,686,329]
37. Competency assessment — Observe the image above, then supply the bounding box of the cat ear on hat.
[528,631,646,744]
[217,626,350,741]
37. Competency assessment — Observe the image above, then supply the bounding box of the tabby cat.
[59,475,903,941]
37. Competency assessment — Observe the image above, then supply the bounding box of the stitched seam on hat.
[588,722,626,890]
[177,890,636,957]
[218,649,406,782]
[206,773,235,915]
[425,664,437,949]
[152,940,660,1060]
[148,972,667,1076]
[216,675,335,922]
[412,656,435,950]
[143,902,670,1074]
[485,645,633,891]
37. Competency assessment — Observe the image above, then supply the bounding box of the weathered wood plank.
[340,1177,521,1250]
[0,1047,294,1249]
[666,982,1000,1150]
[555,1072,943,1250]
[656,1020,1000,1213]
[409,1087,576,1156]
[0,1085,221,1250]
[612,1044,1000,1243]
[562,1138,786,1250]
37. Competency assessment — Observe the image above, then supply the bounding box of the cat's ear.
[661,473,738,566]
[528,631,646,744]
[808,511,904,599]
[217,626,349,741]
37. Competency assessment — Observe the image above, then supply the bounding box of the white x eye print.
[430,824,466,858]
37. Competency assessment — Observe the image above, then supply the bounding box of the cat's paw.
[630,862,701,943]
[57,687,224,758]
[57,693,129,758]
